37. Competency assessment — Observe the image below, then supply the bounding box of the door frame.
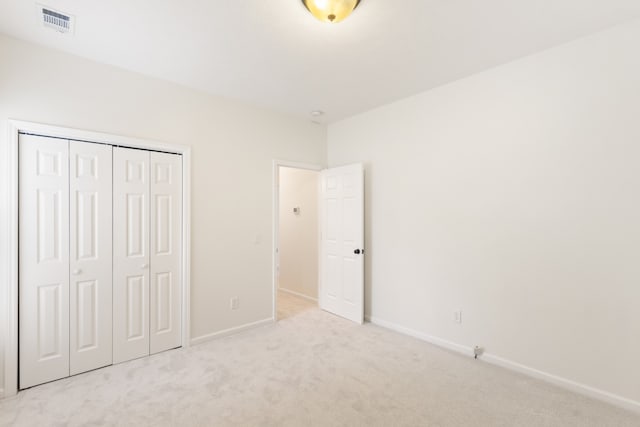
[1,120,192,397]
[271,160,323,320]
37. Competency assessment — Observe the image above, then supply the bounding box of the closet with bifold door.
[19,133,183,389]
[113,146,183,364]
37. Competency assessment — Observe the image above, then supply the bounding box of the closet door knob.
[141,264,149,269]
[72,269,82,275]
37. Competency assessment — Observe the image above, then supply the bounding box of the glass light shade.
[301,0,361,23]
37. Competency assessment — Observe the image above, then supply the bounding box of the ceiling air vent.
[38,4,74,34]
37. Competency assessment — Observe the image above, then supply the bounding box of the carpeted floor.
[277,289,317,320]
[1,291,638,426]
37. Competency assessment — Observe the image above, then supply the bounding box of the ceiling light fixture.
[301,0,361,23]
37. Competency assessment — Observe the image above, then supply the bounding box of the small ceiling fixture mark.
[310,110,325,124]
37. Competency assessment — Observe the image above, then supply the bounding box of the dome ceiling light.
[301,0,361,23]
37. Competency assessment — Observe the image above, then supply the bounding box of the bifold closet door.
[113,148,182,363]
[20,137,181,387]
[69,141,113,375]
[150,152,182,354]
[113,147,151,364]
[20,136,113,389]
[19,134,70,389]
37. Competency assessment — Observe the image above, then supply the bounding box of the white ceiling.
[1,0,639,122]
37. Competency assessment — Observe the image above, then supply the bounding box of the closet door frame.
[2,120,192,398]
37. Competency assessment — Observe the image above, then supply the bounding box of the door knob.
[72,269,82,275]
[354,249,362,255]
[141,264,149,269]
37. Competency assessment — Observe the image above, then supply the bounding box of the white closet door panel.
[150,152,182,354]
[19,134,70,388]
[69,141,113,375]
[113,147,150,364]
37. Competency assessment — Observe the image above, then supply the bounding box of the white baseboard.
[366,315,472,356]
[278,287,318,302]
[190,318,274,346]
[482,352,640,413]
[365,315,640,414]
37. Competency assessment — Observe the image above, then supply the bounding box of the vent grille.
[38,5,74,34]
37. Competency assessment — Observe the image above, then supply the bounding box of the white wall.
[328,21,640,405]
[0,34,326,392]
[278,167,319,300]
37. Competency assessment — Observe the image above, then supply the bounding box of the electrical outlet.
[230,297,240,310]
[454,310,462,324]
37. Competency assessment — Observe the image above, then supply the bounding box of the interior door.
[149,152,182,354]
[113,147,150,364]
[69,141,113,375]
[319,163,364,324]
[19,134,70,388]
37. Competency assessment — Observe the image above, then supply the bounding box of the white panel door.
[113,147,150,364]
[69,141,113,375]
[19,134,70,388]
[319,163,364,324]
[149,152,182,354]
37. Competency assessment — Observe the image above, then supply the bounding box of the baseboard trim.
[190,318,274,346]
[365,315,640,414]
[278,287,318,302]
[482,352,640,413]
[366,315,472,356]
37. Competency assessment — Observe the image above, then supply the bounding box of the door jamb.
[2,120,192,398]
[272,160,323,321]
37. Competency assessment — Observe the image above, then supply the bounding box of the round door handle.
[72,269,82,275]
[354,249,361,255]
[141,264,149,269]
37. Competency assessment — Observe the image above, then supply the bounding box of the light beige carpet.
[1,291,638,426]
